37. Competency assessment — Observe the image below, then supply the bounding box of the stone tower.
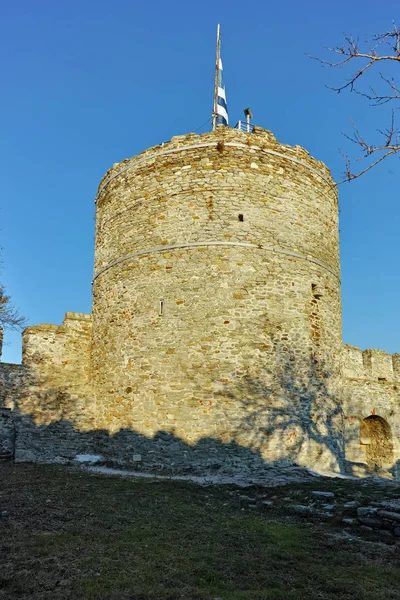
[91,125,344,471]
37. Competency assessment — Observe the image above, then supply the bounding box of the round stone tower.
[91,126,343,473]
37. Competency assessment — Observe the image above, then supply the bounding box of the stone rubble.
[356,500,400,537]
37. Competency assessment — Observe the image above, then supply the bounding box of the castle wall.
[0,313,94,462]
[0,361,24,458]
[22,311,93,403]
[90,126,344,473]
[342,344,400,476]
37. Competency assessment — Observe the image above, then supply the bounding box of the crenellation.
[342,343,400,383]
[362,348,394,381]
[392,353,400,382]
[342,344,365,379]
[19,311,93,397]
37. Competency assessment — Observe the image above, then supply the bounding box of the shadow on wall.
[217,357,346,475]
[0,350,378,480]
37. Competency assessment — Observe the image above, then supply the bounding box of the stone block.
[311,491,335,499]
[377,510,400,522]
[342,518,356,525]
[358,517,382,528]
[292,505,313,514]
[357,506,378,518]
[74,454,102,464]
[343,500,360,509]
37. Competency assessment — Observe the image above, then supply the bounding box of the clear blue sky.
[0,0,398,363]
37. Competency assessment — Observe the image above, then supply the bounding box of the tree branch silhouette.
[308,22,400,181]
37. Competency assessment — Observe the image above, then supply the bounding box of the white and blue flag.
[216,57,228,126]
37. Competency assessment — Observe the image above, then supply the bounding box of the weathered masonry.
[1,126,399,479]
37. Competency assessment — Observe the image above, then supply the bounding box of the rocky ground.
[86,463,400,545]
[1,463,400,599]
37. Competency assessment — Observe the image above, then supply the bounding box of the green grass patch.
[0,464,399,599]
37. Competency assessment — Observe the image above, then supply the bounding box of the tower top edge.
[97,126,336,194]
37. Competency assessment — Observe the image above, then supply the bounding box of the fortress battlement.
[22,312,92,363]
[342,344,400,383]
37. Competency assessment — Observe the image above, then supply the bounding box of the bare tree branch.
[309,24,400,87]
[309,22,400,181]
[355,74,400,105]
[308,22,400,183]
[0,255,25,332]
[337,113,399,182]
[0,284,25,331]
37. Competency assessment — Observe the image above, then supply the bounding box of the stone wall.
[342,344,400,477]
[0,312,94,462]
[343,345,400,382]
[0,362,24,459]
[21,311,93,412]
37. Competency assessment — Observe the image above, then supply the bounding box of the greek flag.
[216,58,229,126]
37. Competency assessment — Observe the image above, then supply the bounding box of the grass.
[0,464,400,599]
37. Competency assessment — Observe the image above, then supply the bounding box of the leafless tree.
[0,260,25,331]
[309,22,400,181]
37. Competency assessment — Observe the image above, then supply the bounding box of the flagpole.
[212,24,221,131]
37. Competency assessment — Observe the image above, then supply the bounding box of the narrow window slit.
[159,300,164,316]
[311,283,323,300]
[238,214,244,222]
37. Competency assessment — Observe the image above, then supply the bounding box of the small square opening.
[238,214,244,222]
[311,283,323,300]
